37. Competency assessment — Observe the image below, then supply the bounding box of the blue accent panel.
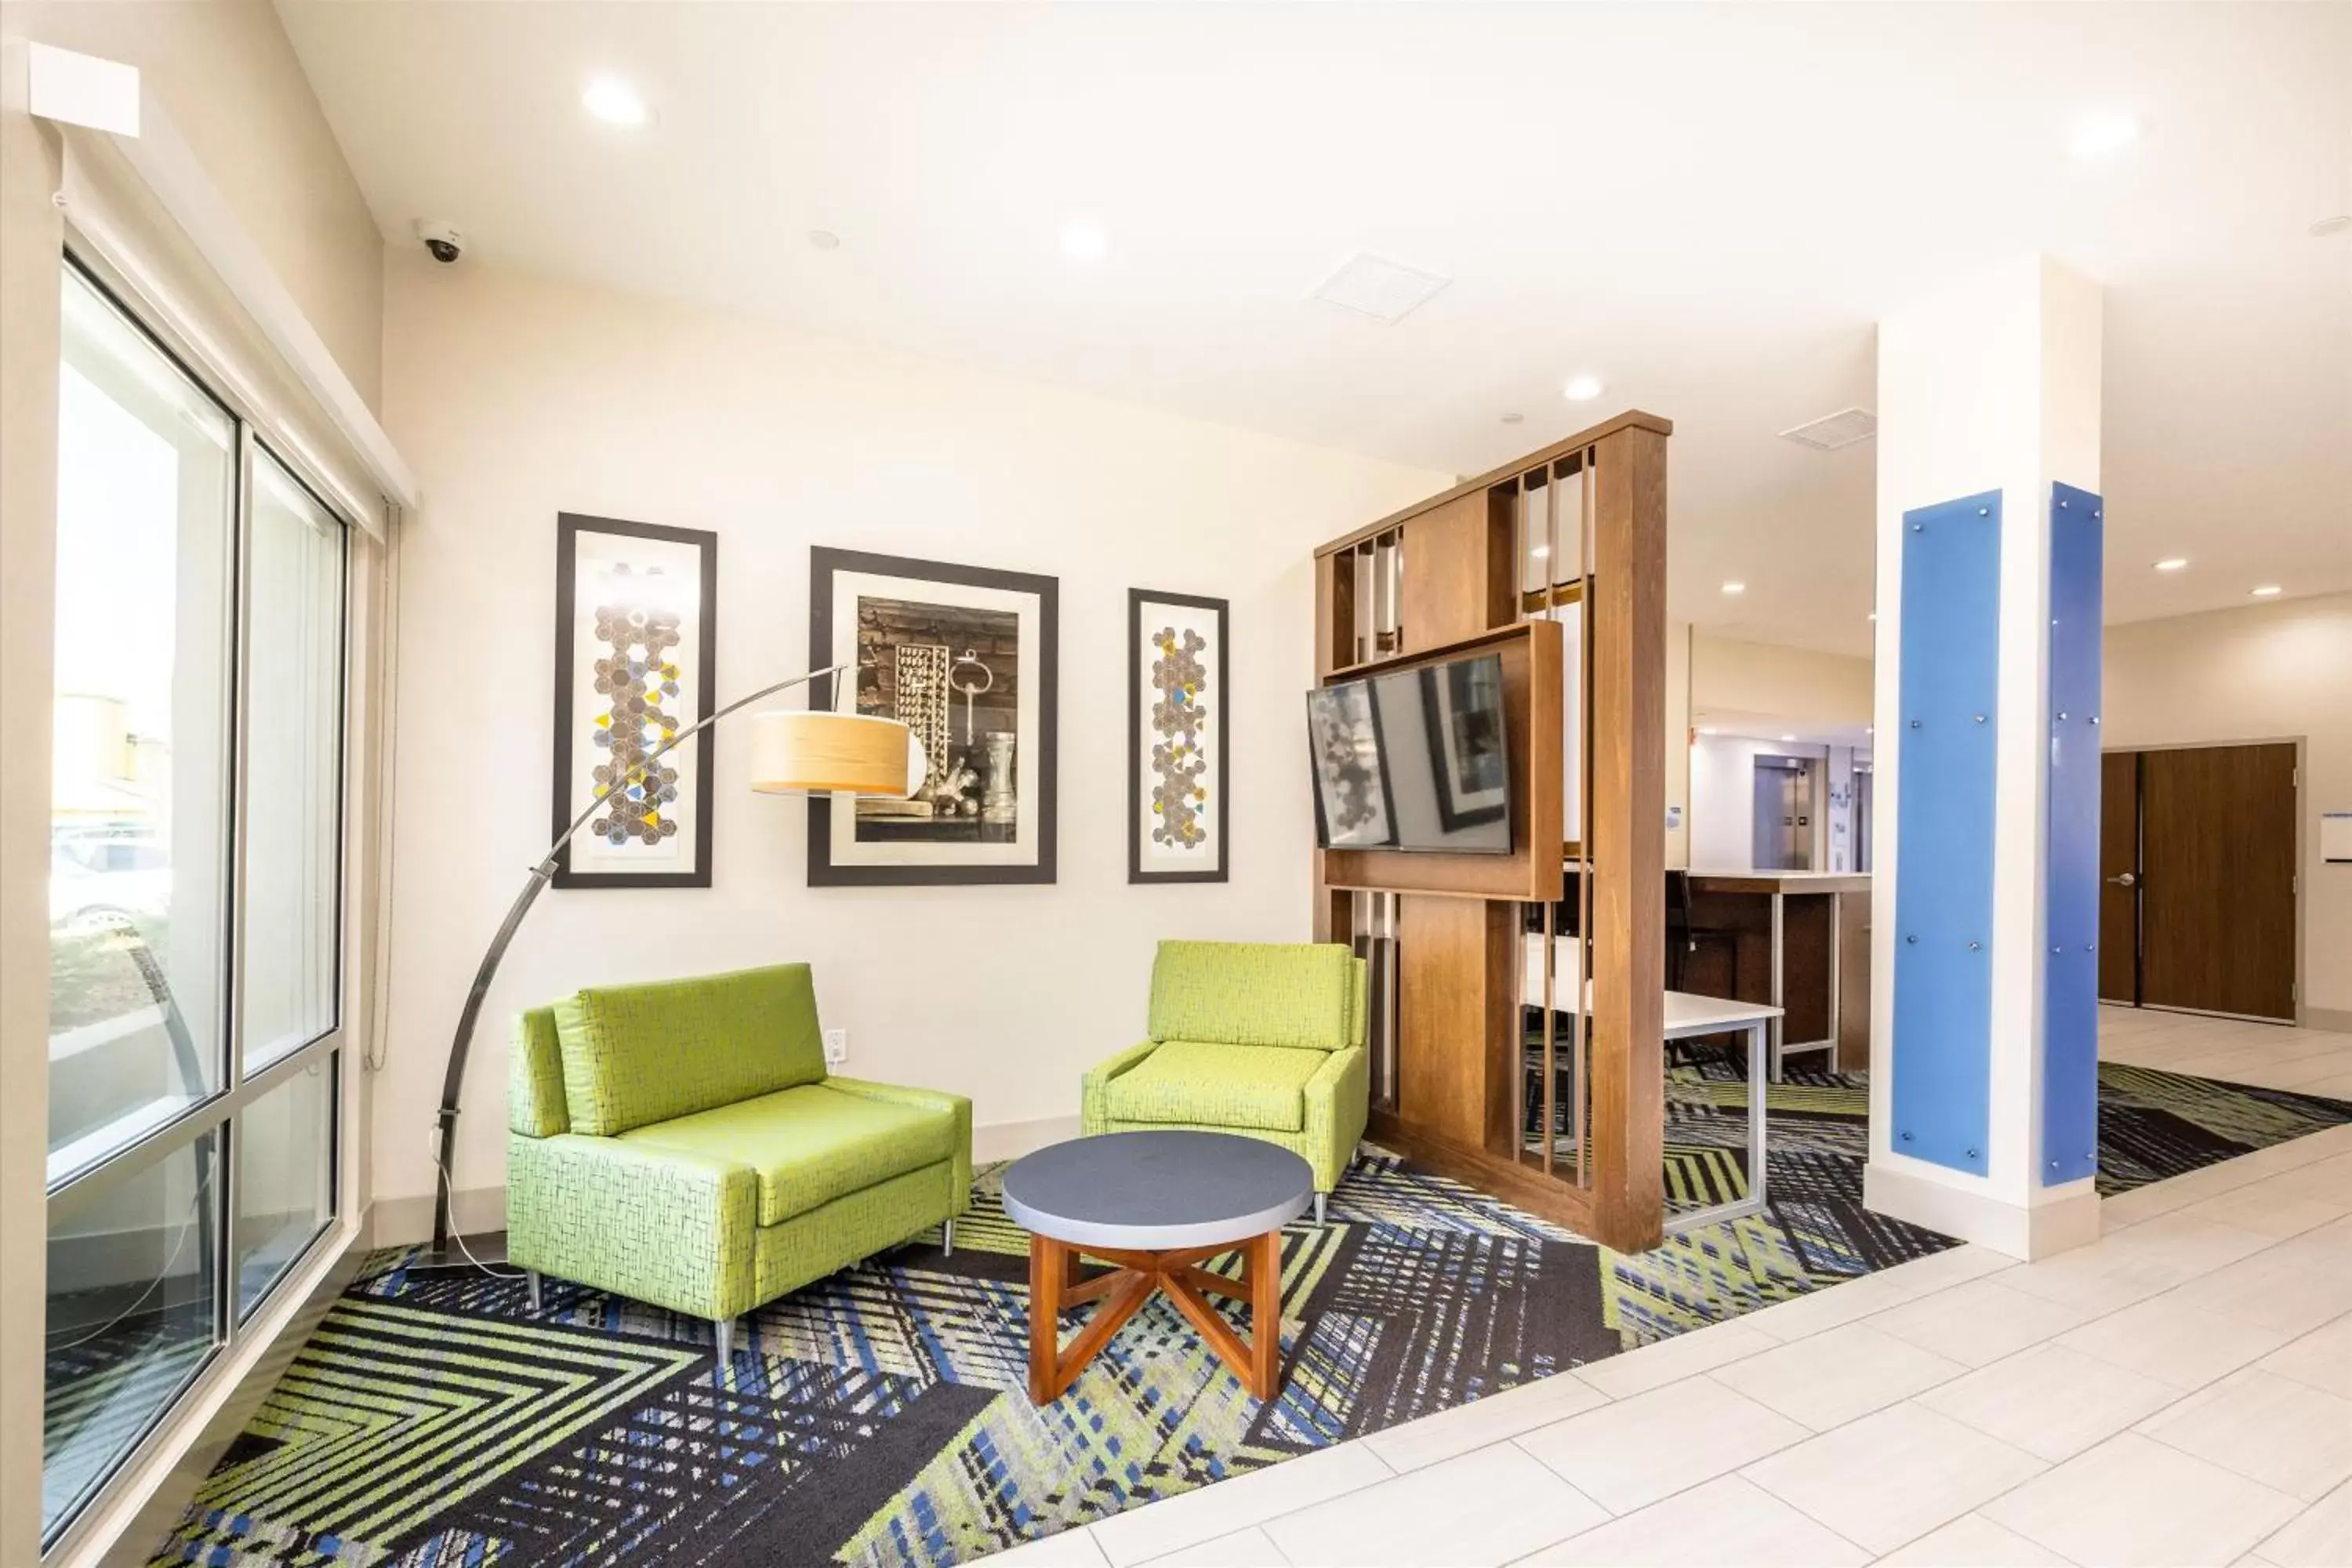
[1892,489,2002,1177]
[2042,482,2104,1185]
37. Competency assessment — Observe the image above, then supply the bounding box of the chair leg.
[1314,1192,1327,1226]
[713,1316,735,1366]
[943,1218,956,1256]
[525,1269,543,1313]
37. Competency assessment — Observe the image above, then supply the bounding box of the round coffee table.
[1000,1131,1313,1404]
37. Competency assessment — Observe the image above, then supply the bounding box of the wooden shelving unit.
[1311,410,1671,1251]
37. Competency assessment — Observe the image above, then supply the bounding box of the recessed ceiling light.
[1721,581,1746,596]
[1501,412,1525,425]
[1867,612,1878,622]
[2252,584,2283,597]
[1059,221,1109,262]
[2308,215,2351,238]
[2154,557,2188,572]
[583,75,652,127]
[2069,113,2139,160]
[808,230,841,252]
[1697,726,1719,736]
[1865,725,1875,735]
[1563,376,1604,402]
[1530,544,1549,560]
[1780,735,1798,743]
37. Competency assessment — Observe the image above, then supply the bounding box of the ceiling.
[277,2,2351,656]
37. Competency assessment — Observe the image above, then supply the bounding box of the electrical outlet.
[822,1028,848,1066]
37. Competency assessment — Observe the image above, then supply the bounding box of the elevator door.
[1751,757,1813,871]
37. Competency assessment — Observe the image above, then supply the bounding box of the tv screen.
[1307,652,1513,855]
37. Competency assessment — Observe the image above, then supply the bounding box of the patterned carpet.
[148,1058,2352,1567]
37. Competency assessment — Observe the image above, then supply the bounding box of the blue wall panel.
[1893,490,2002,1177]
[2042,482,2104,1185]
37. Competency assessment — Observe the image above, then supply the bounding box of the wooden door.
[2097,751,2140,1004]
[2140,743,2298,1021]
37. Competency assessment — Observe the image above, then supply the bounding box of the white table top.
[1521,933,1780,1037]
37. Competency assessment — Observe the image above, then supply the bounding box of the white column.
[1865,256,2103,1259]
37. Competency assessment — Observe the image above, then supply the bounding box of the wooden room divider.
[1312,412,1671,1252]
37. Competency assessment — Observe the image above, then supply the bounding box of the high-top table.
[1522,935,1784,1235]
[1000,1131,1311,1403]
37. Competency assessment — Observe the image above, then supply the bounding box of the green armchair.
[506,962,971,1359]
[1081,940,1368,1222]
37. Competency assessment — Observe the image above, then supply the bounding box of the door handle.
[2106,871,2136,888]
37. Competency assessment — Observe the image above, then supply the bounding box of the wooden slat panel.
[1315,410,1676,559]
[1400,492,1495,653]
[1398,893,1494,1151]
[1586,423,1667,1251]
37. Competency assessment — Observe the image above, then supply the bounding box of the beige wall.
[6,0,383,408]
[373,253,1449,1228]
[1690,631,1874,727]
[2104,592,2352,1022]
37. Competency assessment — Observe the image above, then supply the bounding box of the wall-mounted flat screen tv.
[1306,651,1513,855]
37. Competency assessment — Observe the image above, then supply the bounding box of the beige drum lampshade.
[749,711,925,797]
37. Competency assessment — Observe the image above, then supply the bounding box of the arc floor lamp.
[429,664,924,1257]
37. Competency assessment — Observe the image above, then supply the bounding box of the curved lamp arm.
[430,662,851,1256]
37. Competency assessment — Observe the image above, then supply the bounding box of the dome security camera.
[412,219,465,265]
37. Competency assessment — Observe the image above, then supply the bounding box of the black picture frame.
[1128,589,1231,884]
[808,546,1059,886]
[1420,658,1510,833]
[550,513,719,889]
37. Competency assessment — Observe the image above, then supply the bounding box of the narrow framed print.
[550,514,718,889]
[1306,677,1397,851]
[1129,589,1229,884]
[809,547,1058,886]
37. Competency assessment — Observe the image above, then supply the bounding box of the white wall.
[372,254,1449,1223]
[9,0,385,408]
[1689,734,1836,872]
[2104,591,2352,1023]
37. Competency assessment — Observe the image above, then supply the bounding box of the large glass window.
[48,269,236,1181]
[43,260,352,1549]
[42,1133,220,1539]
[242,455,346,1071]
[234,1062,337,1319]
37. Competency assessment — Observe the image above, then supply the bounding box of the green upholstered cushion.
[553,963,826,1137]
[1100,1039,1327,1132]
[1146,940,1355,1051]
[616,1083,957,1227]
[510,1006,569,1137]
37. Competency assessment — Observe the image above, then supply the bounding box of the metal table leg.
[1663,1018,1771,1235]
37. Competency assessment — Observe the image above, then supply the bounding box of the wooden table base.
[1027,1230,1283,1404]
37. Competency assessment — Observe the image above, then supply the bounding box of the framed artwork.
[1421,657,1509,831]
[1306,678,1397,850]
[1129,590,1229,884]
[550,514,718,889]
[809,547,1058,885]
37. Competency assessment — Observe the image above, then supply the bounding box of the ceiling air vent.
[1779,408,1879,451]
[1312,252,1451,325]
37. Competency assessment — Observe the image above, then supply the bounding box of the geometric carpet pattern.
[152,1059,2352,1567]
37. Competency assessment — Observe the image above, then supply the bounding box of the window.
[43,260,351,1548]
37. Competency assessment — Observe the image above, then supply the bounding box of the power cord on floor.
[430,1123,527,1279]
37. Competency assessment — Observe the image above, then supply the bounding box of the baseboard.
[371,1116,1080,1247]
[1864,1161,2102,1260]
[2304,1007,2352,1036]
[369,1184,506,1248]
[975,1114,1080,1164]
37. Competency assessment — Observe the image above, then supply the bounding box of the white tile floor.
[994,1011,2352,1568]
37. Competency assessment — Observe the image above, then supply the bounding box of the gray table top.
[999,1131,1315,1250]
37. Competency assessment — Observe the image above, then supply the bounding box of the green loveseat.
[507,963,971,1359]
[1081,941,1368,1223]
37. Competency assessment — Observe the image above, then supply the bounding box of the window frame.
[40,249,360,1552]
